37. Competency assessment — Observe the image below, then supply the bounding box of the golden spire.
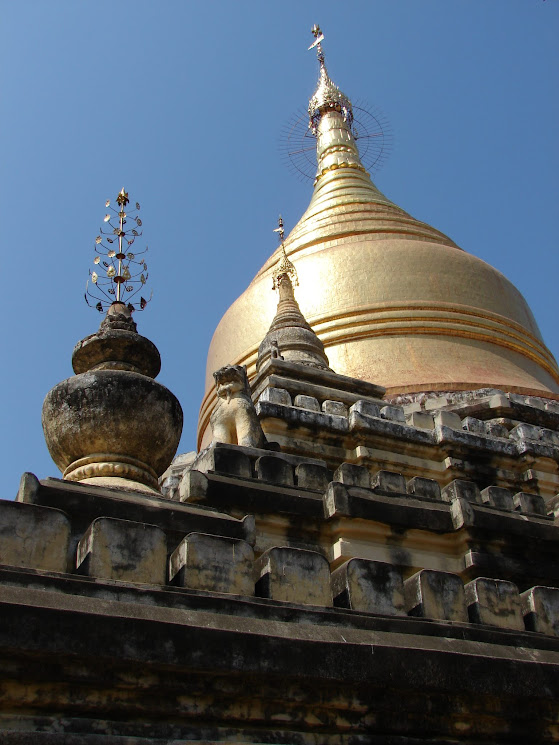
[305,25,367,186]
[271,215,298,290]
[308,24,353,136]
[85,188,151,313]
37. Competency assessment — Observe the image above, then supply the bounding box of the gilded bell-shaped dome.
[198,31,559,449]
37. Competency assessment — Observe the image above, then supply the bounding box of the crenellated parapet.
[0,471,557,641]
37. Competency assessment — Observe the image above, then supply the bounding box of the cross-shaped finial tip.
[308,24,325,53]
[273,214,285,243]
[116,187,129,207]
[271,215,297,291]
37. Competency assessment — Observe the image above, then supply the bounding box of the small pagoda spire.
[257,217,330,372]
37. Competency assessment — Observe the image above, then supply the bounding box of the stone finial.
[72,302,160,376]
[42,301,183,493]
[209,364,267,448]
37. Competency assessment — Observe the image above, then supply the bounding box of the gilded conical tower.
[257,216,330,372]
[198,27,559,449]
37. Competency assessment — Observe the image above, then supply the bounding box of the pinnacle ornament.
[85,188,151,313]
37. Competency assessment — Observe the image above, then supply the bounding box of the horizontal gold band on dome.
[313,300,541,330]
[208,309,556,390]
[314,161,368,183]
[324,324,559,379]
[258,204,460,272]
[291,220,450,250]
[311,305,558,371]
[302,190,406,218]
[258,226,459,277]
[291,205,427,237]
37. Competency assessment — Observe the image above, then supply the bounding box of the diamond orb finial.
[272,215,298,291]
[85,188,151,313]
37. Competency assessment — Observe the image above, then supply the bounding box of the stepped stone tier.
[2,357,559,742]
[198,41,559,449]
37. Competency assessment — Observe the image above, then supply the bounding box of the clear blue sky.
[1,1,557,496]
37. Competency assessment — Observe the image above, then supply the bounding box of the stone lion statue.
[210,364,267,448]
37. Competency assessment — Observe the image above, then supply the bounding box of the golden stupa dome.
[198,29,559,449]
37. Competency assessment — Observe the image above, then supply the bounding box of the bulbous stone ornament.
[42,302,183,493]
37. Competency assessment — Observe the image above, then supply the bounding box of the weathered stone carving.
[210,365,267,448]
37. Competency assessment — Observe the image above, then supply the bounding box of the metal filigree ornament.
[85,188,152,313]
[272,215,298,290]
[308,25,353,135]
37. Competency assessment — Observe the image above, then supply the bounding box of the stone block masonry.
[405,569,468,622]
[521,586,559,637]
[294,394,320,412]
[406,411,434,429]
[1,470,559,743]
[465,577,524,630]
[441,479,481,504]
[76,517,167,585]
[255,546,332,606]
[322,400,348,417]
[514,491,547,517]
[333,462,370,488]
[255,455,294,486]
[407,476,441,500]
[331,558,405,615]
[169,532,254,596]
[371,470,407,495]
[480,486,515,511]
[295,462,331,491]
[194,445,252,479]
[0,499,70,573]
